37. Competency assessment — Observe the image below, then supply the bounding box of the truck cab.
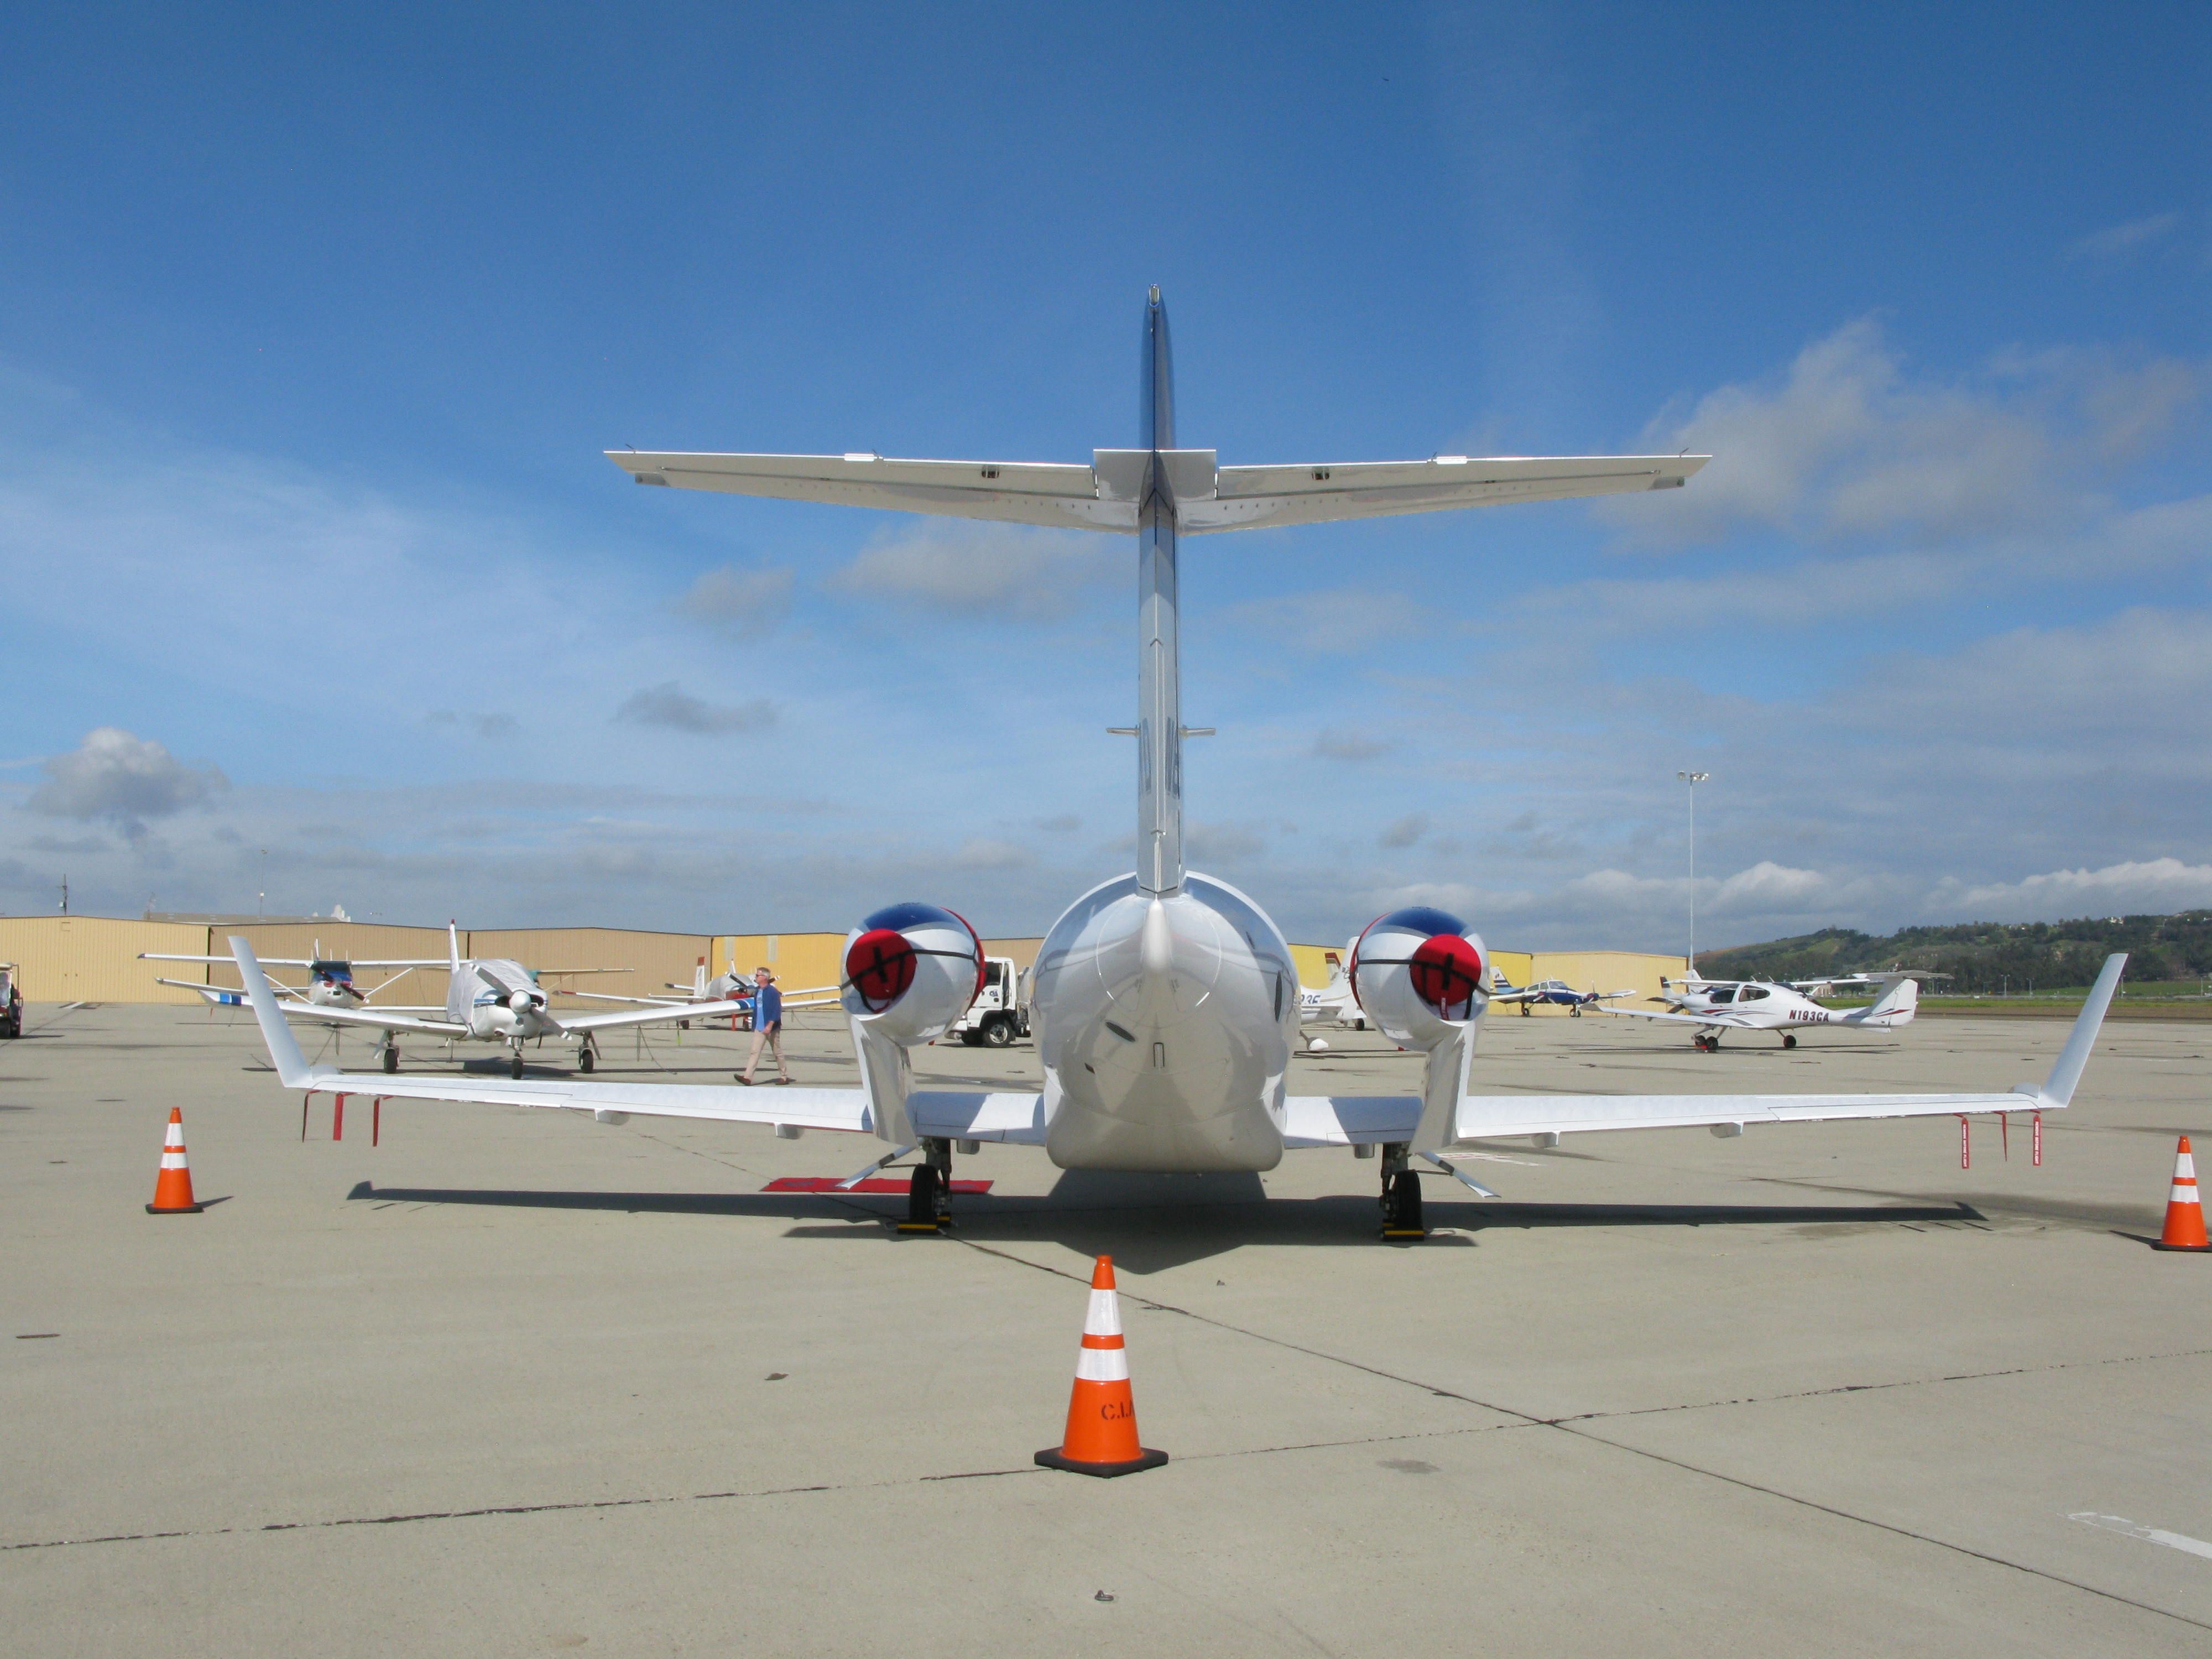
[945,956,1027,1047]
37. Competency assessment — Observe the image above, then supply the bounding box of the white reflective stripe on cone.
[161,1150,189,1169]
[2173,1184,2198,1204]
[165,1129,185,1149]
[1083,1290,1123,1338]
[1074,1346,1130,1384]
[2178,1153,2197,1178]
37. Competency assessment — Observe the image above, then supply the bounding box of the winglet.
[228,936,321,1089]
[2038,953,2127,1108]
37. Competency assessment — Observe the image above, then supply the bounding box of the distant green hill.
[1695,911,2212,994]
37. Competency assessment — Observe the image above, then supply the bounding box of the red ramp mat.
[763,1176,994,1194]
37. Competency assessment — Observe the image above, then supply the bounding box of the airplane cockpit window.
[1709,986,1736,1003]
[1738,985,1770,1001]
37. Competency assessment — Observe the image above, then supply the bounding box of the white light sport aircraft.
[243,924,751,1077]
[231,291,2127,1238]
[143,943,447,1011]
[1615,974,1922,1050]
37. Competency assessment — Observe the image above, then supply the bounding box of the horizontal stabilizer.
[608,449,1710,536]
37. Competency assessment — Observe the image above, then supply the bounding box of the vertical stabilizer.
[1136,288,1184,895]
[447,920,462,974]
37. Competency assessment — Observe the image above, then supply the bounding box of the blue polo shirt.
[754,983,782,1026]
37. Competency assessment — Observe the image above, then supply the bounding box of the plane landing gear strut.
[377,1034,399,1074]
[1379,1142,1426,1240]
[578,1036,598,1073]
[899,1138,954,1235]
[508,1045,526,1079]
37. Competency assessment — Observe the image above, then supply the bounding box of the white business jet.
[228,291,2125,1239]
[1616,974,1922,1050]
[242,923,751,1077]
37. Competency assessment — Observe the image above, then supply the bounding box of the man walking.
[738,966,790,1086]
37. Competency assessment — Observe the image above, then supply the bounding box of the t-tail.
[1136,285,1185,895]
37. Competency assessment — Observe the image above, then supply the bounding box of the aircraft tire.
[1782,1033,1797,1049]
[509,1052,525,1079]
[382,1047,398,1074]
[580,1047,596,1072]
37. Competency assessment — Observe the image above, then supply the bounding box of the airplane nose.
[508,990,533,1015]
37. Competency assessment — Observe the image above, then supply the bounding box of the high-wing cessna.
[1490,972,1639,1016]
[244,924,749,1077]
[1615,974,1922,1050]
[143,942,446,1011]
[231,290,2126,1239]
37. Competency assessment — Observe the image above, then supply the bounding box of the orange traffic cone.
[2151,1135,2209,1252]
[145,1107,204,1215]
[1035,1256,1167,1477]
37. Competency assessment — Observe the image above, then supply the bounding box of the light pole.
[1677,771,1709,975]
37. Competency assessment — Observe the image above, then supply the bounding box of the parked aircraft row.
[231,291,2125,1239]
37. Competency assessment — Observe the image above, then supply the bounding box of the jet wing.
[1186,454,1709,533]
[229,937,1051,1142]
[1286,956,2122,1148]
[607,451,1126,533]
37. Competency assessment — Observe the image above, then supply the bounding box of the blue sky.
[2,2,2208,948]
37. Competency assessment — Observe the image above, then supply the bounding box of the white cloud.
[1939,858,2212,920]
[613,682,776,735]
[1604,317,2206,546]
[676,564,792,639]
[27,728,226,830]
[826,522,1115,619]
[2067,212,2180,264]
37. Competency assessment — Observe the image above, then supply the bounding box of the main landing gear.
[1781,1032,1797,1049]
[1379,1142,1425,1240]
[1695,1033,1721,1052]
[377,1035,400,1074]
[578,1036,598,1073]
[899,1138,954,1235]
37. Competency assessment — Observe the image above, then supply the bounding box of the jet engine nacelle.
[840,901,984,1047]
[1349,905,1489,1049]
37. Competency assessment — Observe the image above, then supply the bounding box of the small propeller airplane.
[144,942,447,1011]
[232,924,750,1077]
[227,291,2127,1239]
[1614,973,1924,1050]
[1489,971,1639,1016]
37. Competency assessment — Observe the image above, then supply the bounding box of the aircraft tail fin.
[695,958,708,998]
[448,920,461,974]
[1869,976,1918,1019]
